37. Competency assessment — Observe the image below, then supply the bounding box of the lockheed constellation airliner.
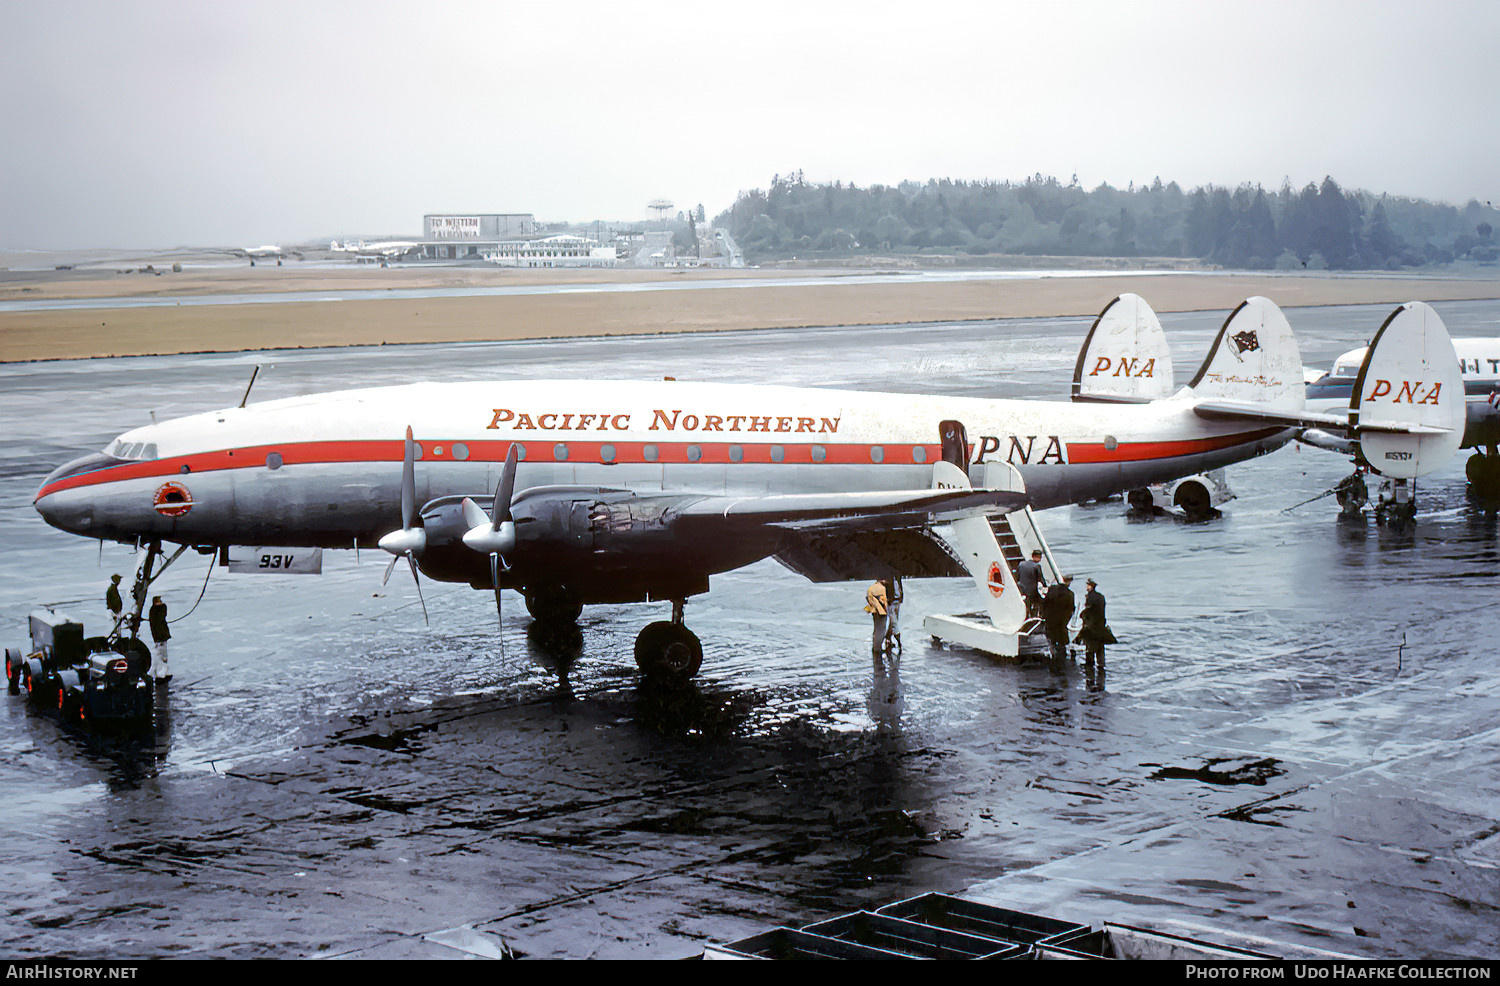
[32,296,1464,680]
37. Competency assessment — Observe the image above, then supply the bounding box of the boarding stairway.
[922,420,1065,657]
[990,510,1062,586]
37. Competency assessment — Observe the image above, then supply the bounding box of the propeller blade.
[407,553,428,626]
[382,553,399,586]
[493,443,519,526]
[461,496,488,531]
[380,425,427,558]
[490,553,504,652]
[401,426,416,532]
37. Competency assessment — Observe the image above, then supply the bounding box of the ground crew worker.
[148,595,171,683]
[1017,549,1046,618]
[884,578,903,656]
[105,574,123,623]
[864,580,889,656]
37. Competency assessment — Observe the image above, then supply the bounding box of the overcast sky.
[2,0,1496,249]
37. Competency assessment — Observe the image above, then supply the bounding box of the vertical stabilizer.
[1352,302,1464,479]
[1185,297,1304,411]
[1072,293,1175,402]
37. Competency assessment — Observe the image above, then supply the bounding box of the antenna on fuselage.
[239,365,261,408]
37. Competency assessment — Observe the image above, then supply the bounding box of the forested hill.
[715,172,1500,270]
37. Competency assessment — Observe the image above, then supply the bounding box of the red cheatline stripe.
[1068,427,1285,464]
[36,439,945,498]
[35,428,1288,500]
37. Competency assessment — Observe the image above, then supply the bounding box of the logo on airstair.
[986,562,1005,597]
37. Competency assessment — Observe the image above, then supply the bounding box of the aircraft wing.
[1191,400,1454,436]
[674,487,1028,533]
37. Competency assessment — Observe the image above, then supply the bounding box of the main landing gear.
[1468,446,1500,509]
[633,600,702,683]
[1374,477,1418,530]
[523,588,703,683]
[524,586,582,624]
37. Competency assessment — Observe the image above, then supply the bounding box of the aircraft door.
[940,420,970,474]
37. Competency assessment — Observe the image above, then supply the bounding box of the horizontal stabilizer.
[1072,293,1175,402]
[1193,400,1452,436]
[1351,302,1464,478]
[1297,428,1355,454]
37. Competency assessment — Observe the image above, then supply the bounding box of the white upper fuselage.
[35,378,1295,549]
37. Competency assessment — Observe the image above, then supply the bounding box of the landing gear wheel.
[634,621,703,681]
[1467,449,1500,507]
[525,588,582,624]
[4,648,19,692]
[1127,488,1154,512]
[1174,480,1215,519]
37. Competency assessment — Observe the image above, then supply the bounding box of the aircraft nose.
[34,451,119,535]
[34,485,89,535]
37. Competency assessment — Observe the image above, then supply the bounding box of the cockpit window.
[103,440,159,460]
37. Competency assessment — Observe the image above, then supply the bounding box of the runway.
[1,301,1497,959]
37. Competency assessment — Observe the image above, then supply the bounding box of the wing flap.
[676,487,1028,533]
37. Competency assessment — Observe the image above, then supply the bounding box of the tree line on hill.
[714,171,1499,270]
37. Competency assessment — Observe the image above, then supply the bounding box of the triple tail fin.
[1071,293,1175,402]
[1183,296,1305,412]
[1186,298,1464,480]
[1351,302,1464,478]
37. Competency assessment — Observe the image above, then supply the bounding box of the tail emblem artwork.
[1227,330,1261,360]
[151,482,193,517]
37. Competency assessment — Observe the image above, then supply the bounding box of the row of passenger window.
[550,443,931,464]
[257,443,935,470]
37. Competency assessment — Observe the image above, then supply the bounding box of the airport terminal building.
[411,211,739,268]
[417,213,617,267]
[420,213,538,260]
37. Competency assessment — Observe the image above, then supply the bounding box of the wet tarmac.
[1,301,1498,960]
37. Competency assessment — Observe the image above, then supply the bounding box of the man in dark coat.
[1016,549,1046,618]
[1077,578,1112,669]
[148,595,171,683]
[1041,575,1076,671]
[105,574,123,623]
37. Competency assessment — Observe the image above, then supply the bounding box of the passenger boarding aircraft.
[33,296,1464,680]
[1304,334,1500,502]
